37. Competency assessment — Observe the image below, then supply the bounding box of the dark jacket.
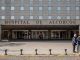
[72,37,77,45]
[77,36,80,45]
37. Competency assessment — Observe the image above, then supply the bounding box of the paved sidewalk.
[0,41,78,55]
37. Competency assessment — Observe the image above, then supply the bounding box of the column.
[8,30,12,40]
[48,30,51,40]
[79,25,80,35]
[0,25,1,41]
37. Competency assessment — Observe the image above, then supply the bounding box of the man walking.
[72,34,77,53]
[77,36,80,53]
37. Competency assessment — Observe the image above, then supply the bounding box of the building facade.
[0,0,80,41]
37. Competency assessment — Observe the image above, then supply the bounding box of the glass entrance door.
[51,30,60,39]
[12,30,24,39]
[17,31,24,39]
[2,30,8,39]
[31,30,48,40]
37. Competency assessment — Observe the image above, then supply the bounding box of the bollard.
[49,49,52,55]
[20,49,23,55]
[5,49,8,55]
[65,49,67,55]
[35,49,38,55]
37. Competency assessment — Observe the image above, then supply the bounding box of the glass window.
[48,7,51,10]
[11,16,15,19]
[20,16,24,19]
[48,0,51,2]
[39,16,42,19]
[30,0,33,1]
[76,7,79,10]
[76,16,79,19]
[76,0,79,2]
[11,0,14,2]
[1,16,5,19]
[39,0,42,1]
[67,7,70,10]
[66,0,70,1]
[57,0,61,2]
[57,16,61,19]
[11,6,15,10]
[20,7,24,10]
[39,7,42,10]
[1,6,5,10]
[30,16,33,19]
[48,16,52,19]
[66,16,70,19]
[57,7,61,10]
[30,7,33,10]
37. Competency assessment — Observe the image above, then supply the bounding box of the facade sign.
[1,20,76,25]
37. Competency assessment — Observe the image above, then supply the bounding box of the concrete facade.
[0,0,80,40]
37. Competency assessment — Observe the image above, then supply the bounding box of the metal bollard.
[20,49,23,55]
[5,49,8,55]
[49,49,52,55]
[35,49,38,55]
[65,49,67,55]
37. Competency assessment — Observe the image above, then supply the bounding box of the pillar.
[0,25,1,41]
[68,31,70,39]
[48,30,51,40]
[8,30,12,40]
[79,25,80,35]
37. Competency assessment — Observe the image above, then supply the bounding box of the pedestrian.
[72,34,77,53]
[77,35,80,53]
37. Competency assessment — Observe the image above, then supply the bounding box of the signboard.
[0,20,76,25]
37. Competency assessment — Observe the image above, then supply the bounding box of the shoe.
[73,51,76,53]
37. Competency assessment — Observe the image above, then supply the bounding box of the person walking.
[77,36,80,53]
[72,34,77,53]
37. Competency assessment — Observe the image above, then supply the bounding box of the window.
[48,16,52,19]
[30,7,33,10]
[39,16,42,19]
[39,0,42,1]
[11,0,14,2]
[76,0,79,2]
[11,6,15,10]
[48,7,51,10]
[76,7,79,10]
[1,16,5,19]
[11,16,15,19]
[76,16,79,19]
[57,16,61,19]
[1,6,5,10]
[30,0,33,1]
[48,0,51,2]
[20,16,24,19]
[39,7,42,10]
[66,0,70,1]
[66,16,70,19]
[67,7,70,10]
[30,16,33,19]
[20,7,24,10]
[57,7,61,10]
[57,0,61,2]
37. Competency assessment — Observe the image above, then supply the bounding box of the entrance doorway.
[2,30,8,39]
[31,30,48,40]
[2,30,78,40]
[16,31,24,39]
